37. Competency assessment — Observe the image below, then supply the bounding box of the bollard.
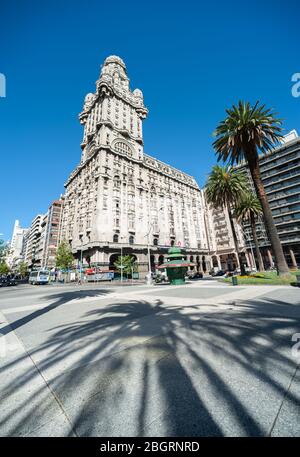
[232,276,238,286]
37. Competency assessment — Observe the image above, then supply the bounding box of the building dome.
[104,55,126,70]
[84,93,94,103]
[133,88,143,99]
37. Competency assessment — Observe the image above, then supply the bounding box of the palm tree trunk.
[247,153,289,276]
[250,213,264,271]
[227,207,246,275]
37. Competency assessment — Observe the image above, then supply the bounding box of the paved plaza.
[0,279,299,437]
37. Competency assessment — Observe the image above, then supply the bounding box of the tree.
[55,241,74,270]
[0,239,9,263]
[205,165,248,274]
[0,262,10,275]
[18,261,28,278]
[213,100,290,276]
[114,255,137,276]
[0,240,10,275]
[234,193,265,272]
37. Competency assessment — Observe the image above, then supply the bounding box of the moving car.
[29,270,50,285]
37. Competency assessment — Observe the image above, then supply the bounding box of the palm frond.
[213,100,283,165]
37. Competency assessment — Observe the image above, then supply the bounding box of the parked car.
[0,276,18,287]
[212,270,226,277]
[188,271,203,280]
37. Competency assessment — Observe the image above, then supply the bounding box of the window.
[114,141,133,156]
[153,238,158,246]
[129,235,134,245]
[113,234,119,243]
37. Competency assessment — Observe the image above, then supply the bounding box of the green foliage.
[0,239,10,275]
[205,165,248,209]
[18,261,28,277]
[114,255,137,274]
[234,193,262,222]
[55,240,74,270]
[0,239,9,262]
[213,100,283,165]
[221,270,298,285]
[0,261,10,275]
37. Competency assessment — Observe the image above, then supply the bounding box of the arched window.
[129,235,134,245]
[153,238,158,246]
[170,240,175,246]
[114,141,133,156]
[113,234,119,243]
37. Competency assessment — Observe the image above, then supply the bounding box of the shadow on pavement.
[0,292,299,437]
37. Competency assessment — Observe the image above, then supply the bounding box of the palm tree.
[234,193,265,272]
[206,165,248,274]
[213,100,290,276]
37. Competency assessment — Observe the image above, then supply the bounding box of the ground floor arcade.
[73,243,212,279]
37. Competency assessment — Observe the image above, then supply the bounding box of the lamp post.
[145,204,164,285]
[241,226,255,271]
[79,235,83,284]
[120,235,125,285]
[146,229,152,285]
[121,243,123,284]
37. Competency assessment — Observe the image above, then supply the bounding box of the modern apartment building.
[7,220,28,268]
[206,205,251,272]
[42,199,64,268]
[237,130,300,269]
[24,214,43,269]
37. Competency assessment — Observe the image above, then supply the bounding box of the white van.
[29,270,50,285]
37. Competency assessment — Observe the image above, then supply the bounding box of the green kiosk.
[158,247,194,285]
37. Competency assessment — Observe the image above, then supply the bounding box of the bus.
[29,270,50,285]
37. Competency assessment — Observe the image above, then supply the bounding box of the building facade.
[24,214,43,269]
[237,130,300,269]
[60,56,212,276]
[41,199,64,269]
[206,205,251,272]
[7,220,28,268]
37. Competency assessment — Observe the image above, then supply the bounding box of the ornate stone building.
[60,56,212,276]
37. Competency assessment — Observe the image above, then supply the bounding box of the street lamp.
[79,235,83,284]
[144,204,164,285]
[241,226,256,271]
[120,235,126,285]
[145,225,152,285]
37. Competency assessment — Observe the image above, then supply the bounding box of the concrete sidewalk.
[0,282,299,436]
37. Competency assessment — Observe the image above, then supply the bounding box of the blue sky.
[0,0,299,240]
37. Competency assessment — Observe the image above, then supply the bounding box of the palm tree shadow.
[0,294,299,436]
[0,288,111,336]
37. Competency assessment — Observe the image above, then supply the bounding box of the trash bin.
[232,276,238,286]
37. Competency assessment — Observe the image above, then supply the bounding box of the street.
[0,280,299,436]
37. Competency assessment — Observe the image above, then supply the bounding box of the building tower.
[60,56,211,276]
